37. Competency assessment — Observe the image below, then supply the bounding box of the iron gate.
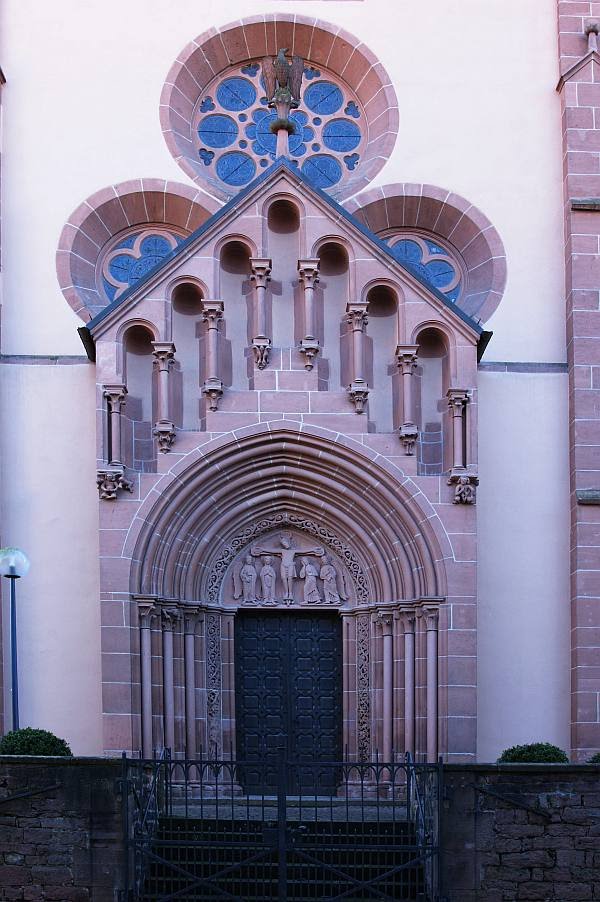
[120,751,442,901]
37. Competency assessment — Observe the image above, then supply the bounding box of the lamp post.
[0,548,30,731]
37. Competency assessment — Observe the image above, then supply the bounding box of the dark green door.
[234,611,342,791]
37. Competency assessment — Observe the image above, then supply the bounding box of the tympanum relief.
[227,529,351,607]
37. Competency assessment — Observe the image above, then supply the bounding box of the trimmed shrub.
[0,727,72,756]
[498,742,569,763]
[588,752,600,764]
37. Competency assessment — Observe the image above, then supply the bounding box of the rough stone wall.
[0,757,124,902]
[442,765,600,901]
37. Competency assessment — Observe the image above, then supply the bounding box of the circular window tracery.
[382,231,464,303]
[100,228,186,302]
[194,62,367,193]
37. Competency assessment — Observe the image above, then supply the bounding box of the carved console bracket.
[348,380,369,414]
[299,338,320,371]
[252,336,271,370]
[96,465,133,501]
[399,424,419,455]
[448,470,479,504]
[202,377,224,412]
[153,421,176,453]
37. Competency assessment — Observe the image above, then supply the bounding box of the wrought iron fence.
[120,750,442,901]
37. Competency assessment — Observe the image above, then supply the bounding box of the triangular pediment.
[82,159,485,352]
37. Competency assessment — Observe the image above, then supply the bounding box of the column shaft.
[162,612,176,753]
[139,604,155,758]
[404,617,415,757]
[184,629,196,758]
[425,612,438,762]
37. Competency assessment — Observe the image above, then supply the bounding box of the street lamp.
[0,548,30,731]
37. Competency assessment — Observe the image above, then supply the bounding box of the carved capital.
[137,599,158,629]
[298,258,320,289]
[151,341,176,371]
[399,609,416,634]
[376,610,394,636]
[447,388,470,415]
[96,466,133,501]
[399,424,419,455]
[395,344,419,375]
[103,383,127,412]
[422,607,439,632]
[448,470,479,505]
[250,257,272,288]
[345,302,368,331]
[202,377,224,411]
[586,20,600,50]
[299,338,320,370]
[348,380,369,414]
[153,421,176,453]
[183,605,201,635]
[252,336,271,370]
[201,300,224,327]
[161,605,181,630]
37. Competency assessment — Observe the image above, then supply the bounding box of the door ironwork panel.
[235,611,342,791]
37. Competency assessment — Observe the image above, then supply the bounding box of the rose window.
[383,234,463,303]
[194,63,366,193]
[100,229,186,302]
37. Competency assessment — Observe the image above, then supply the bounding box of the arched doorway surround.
[129,424,452,763]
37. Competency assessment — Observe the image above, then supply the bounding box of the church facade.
[0,1,596,764]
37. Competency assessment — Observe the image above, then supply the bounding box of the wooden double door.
[234,611,342,791]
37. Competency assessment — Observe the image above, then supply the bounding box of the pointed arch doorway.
[234,609,342,793]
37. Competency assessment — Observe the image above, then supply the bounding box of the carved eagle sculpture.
[262,48,304,106]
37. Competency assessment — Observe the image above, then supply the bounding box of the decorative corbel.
[96,466,133,501]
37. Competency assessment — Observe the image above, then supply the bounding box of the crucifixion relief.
[230,528,350,607]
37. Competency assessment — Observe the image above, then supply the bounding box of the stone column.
[103,383,127,465]
[183,607,200,759]
[201,301,224,411]
[298,259,321,369]
[250,258,272,369]
[424,608,439,762]
[151,341,176,452]
[162,606,179,753]
[402,610,416,758]
[138,599,157,758]
[396,345,419,454]
[377,611,394,765]
[345,302,369,413]
[446,388,478,503]
[97,384,133,500]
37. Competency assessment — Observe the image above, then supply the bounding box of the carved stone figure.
[260,556,277,605]
[251,532,324,602]
[454,474,477,505]
[239,555,257,604]
[300,557,321,604]
[261,49,304,109]
[319,555,344,605]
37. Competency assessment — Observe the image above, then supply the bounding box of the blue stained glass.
[217,77,257,111]
[200,96,215,112]
[198,114,238,148]
[199,148,214,165]
[301,154,342,189]
[241,63,260,76]
[291,143,307,157]
[390,239,422,265]
[239,139,248,148]
[103,231,182,300]
[311,143,321,152]
[259,158,269,167]
[313,117,322,126]
[304,81,344,115]
[239,113,248,122]
[344,101,360,119]
[425,259,456,288]
[139,235,172,257]
[245,112,312,158]
[343,153,360,171]
[322,118,361,152]
[304,66,321,80]
[216,151,256,186]
[114,235,137,250]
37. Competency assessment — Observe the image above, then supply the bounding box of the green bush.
[588,752,600,764]
[0,727,72,757]
[498,742,569,763]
